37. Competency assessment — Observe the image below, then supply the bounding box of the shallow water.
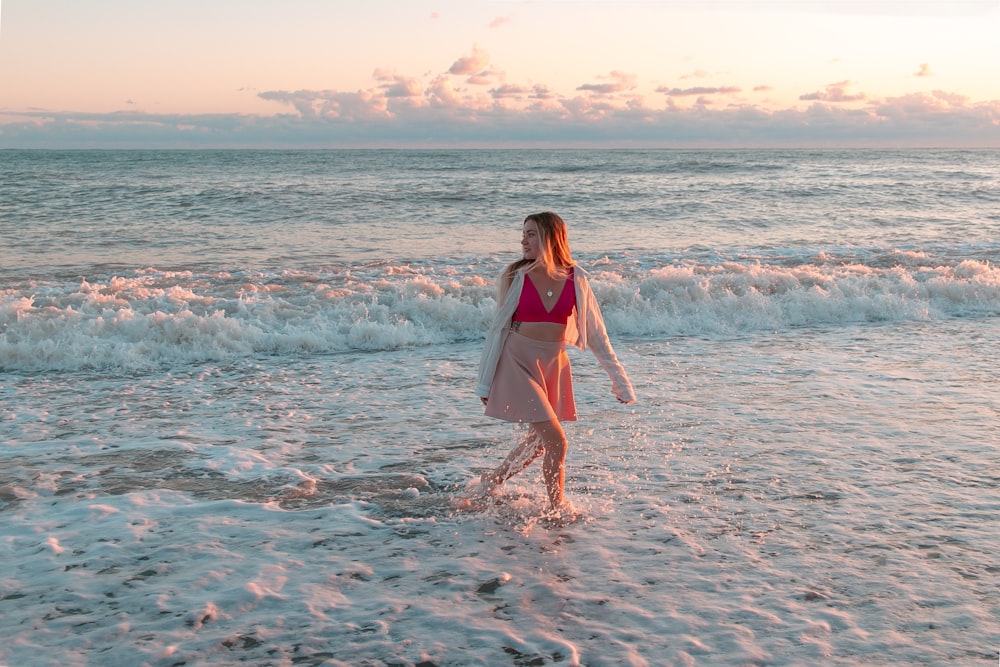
[2,317,997,665]
[1,149,998,665]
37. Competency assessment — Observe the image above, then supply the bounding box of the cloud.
[876,89,971,116]
[425,74,464,109]
[658,86,742,97]
[373,70,424,98]
[916,63,933,77]
[530,85,557,100]
[257,89,394,121]
[576,71,637,95]
[384,78,424,98]
[2,48,998,149]
[3,93,999,148]
[489,16,511,28]
[257,89,322,118]
[491,84,531,99]
[445,45,500,85]
[467,68,502,86]
[449,45,490,76]
[800,81,866,103]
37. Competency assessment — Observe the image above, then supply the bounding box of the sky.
[1,0,999,148]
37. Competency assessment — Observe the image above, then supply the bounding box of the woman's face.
[522,219,541,260]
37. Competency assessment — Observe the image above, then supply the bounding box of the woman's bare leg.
[533,419,568,509]
[481,429,543,489]
[481,419,568,509]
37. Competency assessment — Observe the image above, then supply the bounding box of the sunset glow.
[2,0,999,147]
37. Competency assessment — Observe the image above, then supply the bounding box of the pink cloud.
[658,86,742,96]
[247,51,999,149]
[491,84,531,99]
[449,45,489,76]
[916,63,933,77]
[577,71,637,95]
[380,76,423,98]
[530,85,556,100]
[800,81,866,103]
[876,90,970,116]
[489,16,511,29]
[16,44,995,148]
[257,88,393,121]
[257,89,324,118]
[426,75,464,109]
[467,68,502,86]
[7,89,1000,148]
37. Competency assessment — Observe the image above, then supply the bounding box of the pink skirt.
[485,331,577,423]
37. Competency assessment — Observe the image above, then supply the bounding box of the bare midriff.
[512,321,567,342]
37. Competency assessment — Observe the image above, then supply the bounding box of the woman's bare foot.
[479,471,502,493]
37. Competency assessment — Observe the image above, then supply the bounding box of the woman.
[476,212,636,511]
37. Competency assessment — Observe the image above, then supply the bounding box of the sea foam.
[2,255,997,372]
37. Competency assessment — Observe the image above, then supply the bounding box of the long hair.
[498,212,576,303]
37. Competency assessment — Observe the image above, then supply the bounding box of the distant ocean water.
[1,149,998,665]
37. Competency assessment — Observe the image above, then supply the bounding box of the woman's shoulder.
[502,265,530,282]
[503,259,533,276]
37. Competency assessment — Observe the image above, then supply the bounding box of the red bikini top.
[513,269,575,324]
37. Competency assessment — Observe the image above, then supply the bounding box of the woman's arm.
[576,272,636,404]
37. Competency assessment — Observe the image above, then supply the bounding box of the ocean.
[1,148,997,666]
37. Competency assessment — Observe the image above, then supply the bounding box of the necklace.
[546,290,553,297]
